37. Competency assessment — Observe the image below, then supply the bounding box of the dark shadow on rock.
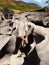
[30,20,49,28]
[47,22,49,27]
[22,34,44,65]
[0,8,13,19]
[36,8,46,12]
[31,20,44,27]
[23,48,40,65]
[0,43,8,58]
[33,33,45,43]
[13,37,22,54]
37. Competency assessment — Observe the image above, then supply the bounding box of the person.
[19,28,34,56]
[13,19,28,54]
[13,19,35,56]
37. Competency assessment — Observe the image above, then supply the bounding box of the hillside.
[0,0,16,5]
[0,0,41,11]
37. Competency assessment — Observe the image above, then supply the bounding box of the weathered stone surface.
[9,50,25,65]
[7,35,16,54]
[25,12,49,27]
[0,35,11,50]
[13,12,49,27]
[0,11,49,65]
[43,17,49,27]
[0,54,11,65]
[27,22,49,65]
[0,35,11,58]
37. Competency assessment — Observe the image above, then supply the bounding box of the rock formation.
[0,11,49,65]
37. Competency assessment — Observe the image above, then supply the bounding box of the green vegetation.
[0,0,41,12]
[0,4,41,11]
[46,0,49,7]
[0,0,49,12]
[43,6,49,11]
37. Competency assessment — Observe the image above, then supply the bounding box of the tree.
[46,0,49,7]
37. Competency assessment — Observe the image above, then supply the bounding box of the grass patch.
[0,4,41,11]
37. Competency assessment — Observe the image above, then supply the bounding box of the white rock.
[9,50,25,65]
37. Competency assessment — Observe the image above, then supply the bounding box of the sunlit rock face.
[12,12,49,27]
[0,11,49,65]
[10,50,25,65]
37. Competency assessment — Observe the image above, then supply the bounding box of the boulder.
[7,35,16,54]
[9,50,25,65]
[27,12,49,27]
[43,17,49,27]
[0,35,11,58]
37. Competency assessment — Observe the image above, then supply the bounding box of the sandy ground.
[12,9,22,14]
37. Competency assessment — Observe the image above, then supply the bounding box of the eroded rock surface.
[0,11,49,65]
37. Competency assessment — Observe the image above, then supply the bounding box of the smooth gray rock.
[7,35,16,54]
